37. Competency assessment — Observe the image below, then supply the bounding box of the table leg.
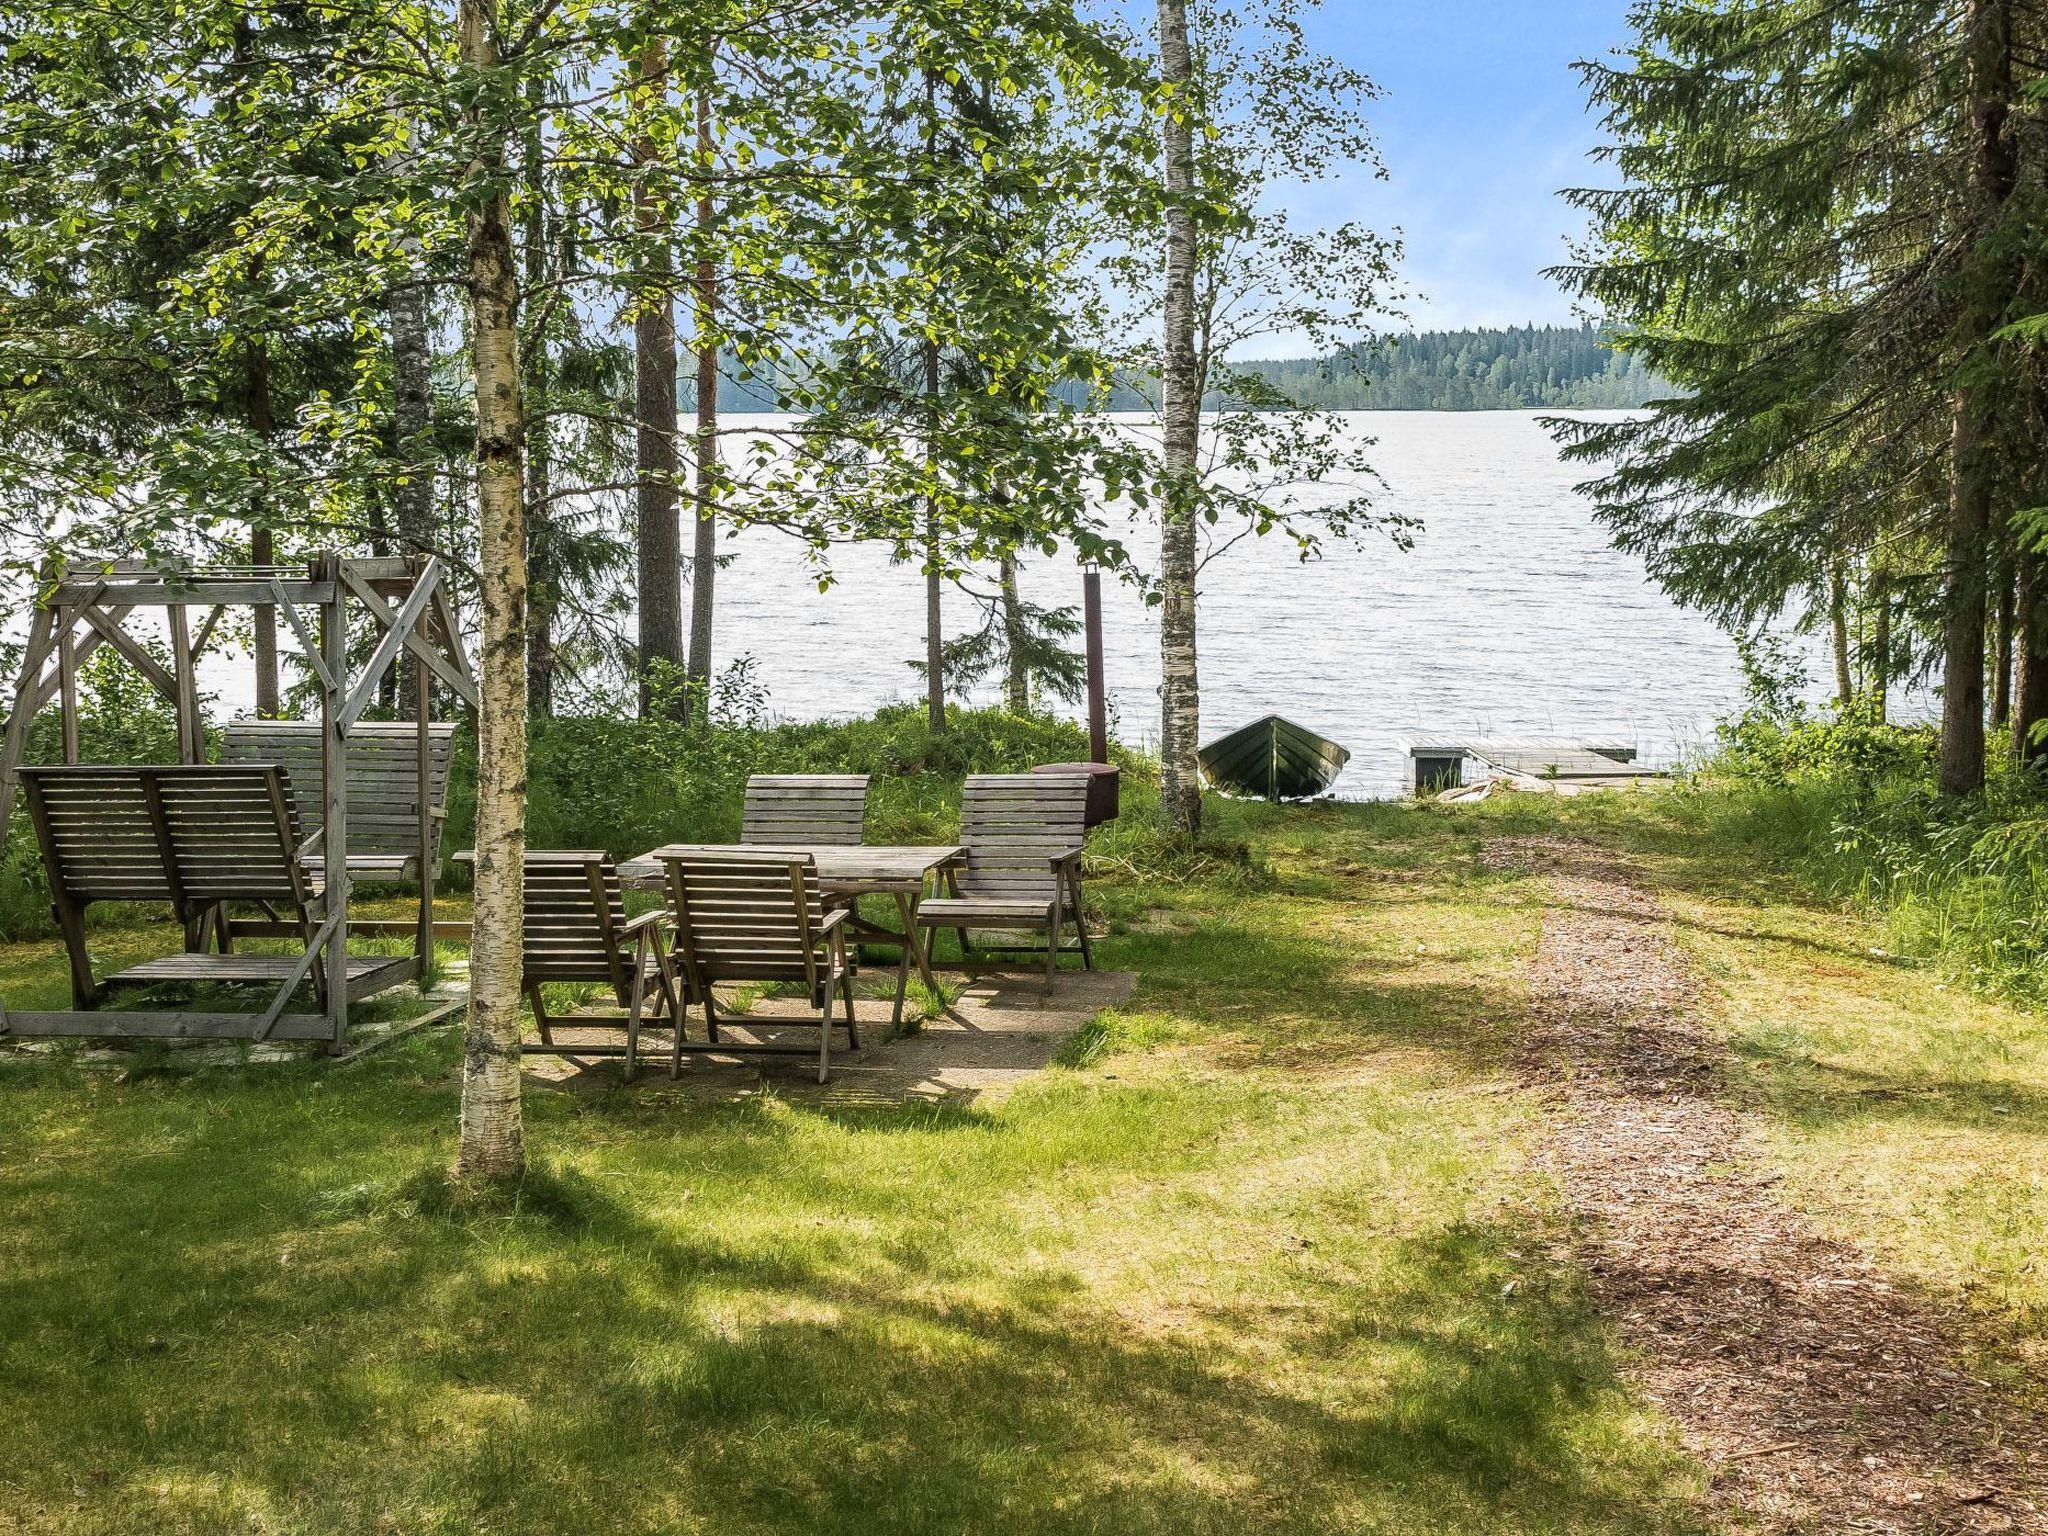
[906,888,941,993]
[890,891,915,1029]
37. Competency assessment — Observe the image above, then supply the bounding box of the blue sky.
[1297,0,1635,335]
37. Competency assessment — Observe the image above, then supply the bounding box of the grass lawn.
[3,789,2039,1533]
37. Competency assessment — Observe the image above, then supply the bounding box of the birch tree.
[686,62,721,721]
[454,0,529,1185]
[1155,0,1201,834]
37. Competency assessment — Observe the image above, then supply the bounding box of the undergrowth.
[1682,698,2048,1004]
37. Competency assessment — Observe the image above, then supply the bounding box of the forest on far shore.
[1229,323,1667,410]
[1038,323,1667,412]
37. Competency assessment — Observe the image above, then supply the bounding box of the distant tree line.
[1049,323,1666,412]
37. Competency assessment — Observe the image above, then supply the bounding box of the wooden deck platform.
[1406,737,1659,791]
[103,952,416,1003]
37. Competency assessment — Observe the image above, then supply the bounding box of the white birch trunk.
[455,0,529,1184]
[1157,0,1202,836]
[687,69,719,721]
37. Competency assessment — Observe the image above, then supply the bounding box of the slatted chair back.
[221,720,457,875]
[152,765,309,909]
[664,851,830,990]
[740,774,871,846]
[18,766,175,904]
[956,773,1091,904]
[521,852,632,995]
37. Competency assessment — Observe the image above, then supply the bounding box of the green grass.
[6,776,2040,1531]
[0,796,1720,1535]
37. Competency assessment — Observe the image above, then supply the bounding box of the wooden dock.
[1405,737,1662,792]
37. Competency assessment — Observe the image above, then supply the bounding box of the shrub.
[1687,691,2048,1003]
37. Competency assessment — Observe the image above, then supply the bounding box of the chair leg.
[671,993,688,1080]
[1074,904,1095,970]
[625,957,647,1082]
[1043,911,1061,997]
[526,983,552,1047]
[816,993,833,1085]
[52,896,97,1010]
[841,971,859,1050]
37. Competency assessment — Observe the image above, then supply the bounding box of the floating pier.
[1405,737,1660,794]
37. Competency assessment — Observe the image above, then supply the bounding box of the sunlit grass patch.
[0,797,1721,1534]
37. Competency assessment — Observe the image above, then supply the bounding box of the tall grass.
[1682,704,2048,1003]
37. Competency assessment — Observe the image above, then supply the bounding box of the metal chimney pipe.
[1083,565,1108,764]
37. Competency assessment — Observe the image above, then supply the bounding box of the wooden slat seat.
[520,851,682,1078]
[916,773,1093,993]
[17,763,346,1019]
[741,774,870,846]
[221,720,456,884]
[663,849,857,1083]
[914,895,1059,923]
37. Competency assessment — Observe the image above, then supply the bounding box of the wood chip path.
[1493,836,2047,1534]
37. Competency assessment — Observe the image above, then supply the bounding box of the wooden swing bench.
[222,720,457,887]
[0,553,474,1049]
[13,764,412,1039]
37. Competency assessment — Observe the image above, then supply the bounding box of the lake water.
[703,410,1828,799]
[167,410,1833,801]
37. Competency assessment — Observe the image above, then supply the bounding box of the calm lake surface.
[704,410,1826,799]
[171,410,1830,801]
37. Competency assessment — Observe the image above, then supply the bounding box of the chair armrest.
[1046,846,1086,870]
[617,909,670,938]
[816,908,851,937]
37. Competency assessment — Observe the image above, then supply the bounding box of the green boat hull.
[1198,715,1350,801]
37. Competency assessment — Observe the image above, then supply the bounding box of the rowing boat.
[1198,715,1350,801]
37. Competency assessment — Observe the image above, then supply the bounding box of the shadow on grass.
[1721,1037,2048,1135]
[0,1095,1705,1535]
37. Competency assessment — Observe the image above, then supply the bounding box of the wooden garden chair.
[18,764,393,1033]
[662,849,856,1084]
[915,773,1094,994]
[740,773,871,846]
[520,851,682,1079]
[222,720,458,886]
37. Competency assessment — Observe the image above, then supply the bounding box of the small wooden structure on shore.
[1406,736,1658,794]
[0,553,476,1050]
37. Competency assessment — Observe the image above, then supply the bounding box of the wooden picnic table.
[621,843,966,1028]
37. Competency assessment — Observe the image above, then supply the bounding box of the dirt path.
[1493,836,2048,1536]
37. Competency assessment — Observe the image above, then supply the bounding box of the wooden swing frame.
[0,552,478,1049]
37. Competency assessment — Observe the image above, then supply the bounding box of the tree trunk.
[245,344,280,717]
[1157,0,1202,836]
[389,247,436,718]
[634,37,684,719]
[1993,549,2015,730]
[1000,552,1029,712]
[2014,548,2048,767]
[686,69,719,726]
[455,0,528,1186]
[1939,0,2015,796]
[921,67,947,736]
[1869,566,1892,724]
[1829,559,1852,708]
[521,81,557,720]
[924,510,945,730]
